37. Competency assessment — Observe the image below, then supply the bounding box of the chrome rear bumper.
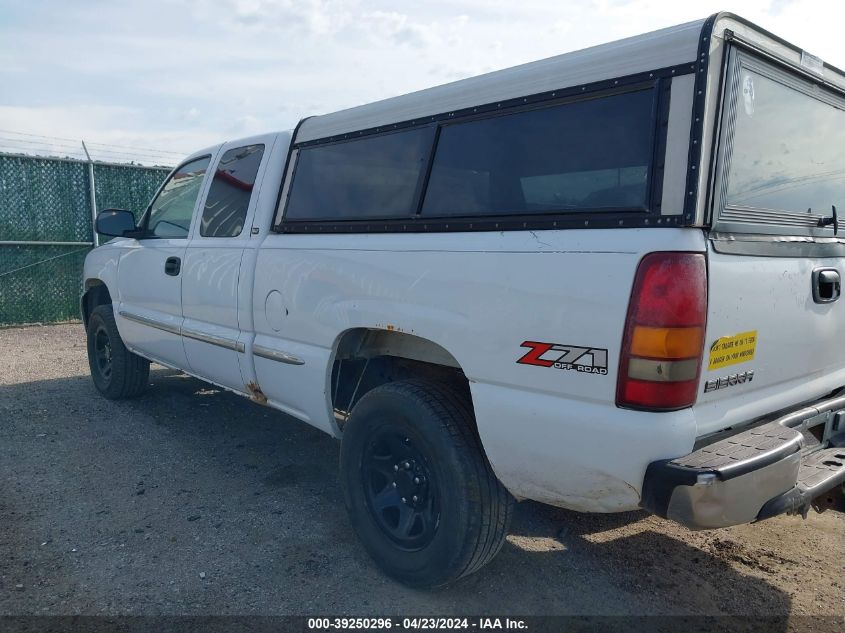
[641,393,845,529]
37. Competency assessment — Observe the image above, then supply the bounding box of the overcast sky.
[1,0,843,163]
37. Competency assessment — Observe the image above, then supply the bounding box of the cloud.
[1,0,843,160]
[192,0,358,35]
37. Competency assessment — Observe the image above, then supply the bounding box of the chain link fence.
[0,152,169,326]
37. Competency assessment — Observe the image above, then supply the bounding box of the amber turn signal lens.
[629,326,704,360]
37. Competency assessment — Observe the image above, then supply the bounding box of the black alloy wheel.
[92,323,114,382]
[362,427,439,551]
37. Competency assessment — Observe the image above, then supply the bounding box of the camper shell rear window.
[714,49,845,238]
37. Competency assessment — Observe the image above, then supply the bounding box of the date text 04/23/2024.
[307,617,528,630]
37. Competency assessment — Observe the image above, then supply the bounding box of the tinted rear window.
[285,128,432,220]
[201,144,265,238]
[421,89,656,217]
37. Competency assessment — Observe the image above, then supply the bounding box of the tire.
[340,379,514,588]
[86,304,150,399]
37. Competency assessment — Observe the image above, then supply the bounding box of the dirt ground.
[0,324,843,619]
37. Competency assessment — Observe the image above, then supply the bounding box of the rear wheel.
[340,380,513,588]
[86,304,150,399]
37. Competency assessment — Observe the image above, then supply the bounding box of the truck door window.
[200,144,265,237]
[147,156,211,238]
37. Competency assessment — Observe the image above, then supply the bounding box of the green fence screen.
[0,153,169,326]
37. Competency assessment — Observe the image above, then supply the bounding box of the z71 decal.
[517,341,608,375]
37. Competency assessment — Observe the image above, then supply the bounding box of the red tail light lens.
[616,252,707,411]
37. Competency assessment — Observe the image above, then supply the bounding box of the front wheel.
[86,304,150,399]
[340,380,513,588]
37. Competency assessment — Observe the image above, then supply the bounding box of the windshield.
[725,68,845,214]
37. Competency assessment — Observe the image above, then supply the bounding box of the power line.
[0,128,187,156]
[0,137,178,164]
[0,147,175,167]
[0,136,177,160]
[79,147,177,161]
[0,136,89,152]
[86,140,186,156]
[0,128,87,144]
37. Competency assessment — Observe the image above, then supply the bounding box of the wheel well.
[331,329,472,428]
[81,280,112,327]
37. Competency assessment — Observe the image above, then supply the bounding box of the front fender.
[81,242,124,325]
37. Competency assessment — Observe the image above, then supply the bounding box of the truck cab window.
[146,156,211,238]
[200,144,265,238]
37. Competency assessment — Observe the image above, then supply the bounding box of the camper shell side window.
[276,70,686,233]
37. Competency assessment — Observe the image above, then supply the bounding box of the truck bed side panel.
[251,227,706,510]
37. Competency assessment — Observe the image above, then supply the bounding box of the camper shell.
[274,13,845,237]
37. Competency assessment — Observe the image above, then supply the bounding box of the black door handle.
[813,268,840,303]
[164,256,181,276]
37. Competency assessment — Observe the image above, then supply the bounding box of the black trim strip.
[413,124,441,216]
[682,12,718,223]
[278,211,685,235]
[701,20,733,230]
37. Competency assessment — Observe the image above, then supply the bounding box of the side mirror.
[96,209,136,238]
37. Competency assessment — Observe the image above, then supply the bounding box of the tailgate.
[696,242,845,435]
[694,48,845,436]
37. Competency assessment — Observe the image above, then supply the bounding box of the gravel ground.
[0,324,843,618]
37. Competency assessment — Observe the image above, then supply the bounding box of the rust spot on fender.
[246,382,267,405]
[376,323,411,334]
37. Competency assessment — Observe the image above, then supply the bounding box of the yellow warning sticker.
[708,330,757,371]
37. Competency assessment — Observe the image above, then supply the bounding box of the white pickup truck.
[82,12,845,587]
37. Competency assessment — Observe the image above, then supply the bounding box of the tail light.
[616,252,707,411]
